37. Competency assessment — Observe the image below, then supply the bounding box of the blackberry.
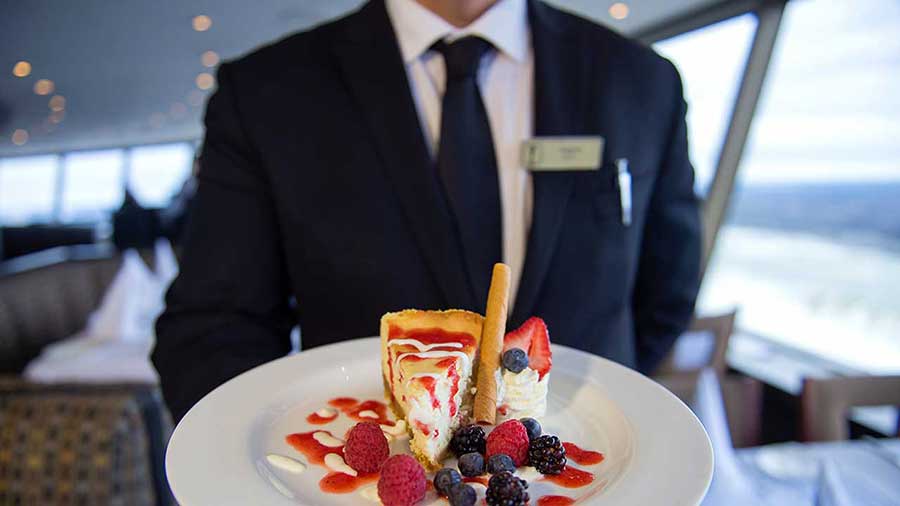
[434,468,462,496]
[486,454,515,474]
[485,471,529,506]
[450,425,486,457]
[519,417,541,441]
[528,435,567,475]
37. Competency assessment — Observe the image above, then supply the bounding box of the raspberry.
[485,420,529,467]
[450,425,486,457]
[485,471,529,506]
[378,455,427,506]
[343,422,389,473]
[528,435,567,475]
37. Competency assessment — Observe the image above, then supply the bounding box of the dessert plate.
[166,338,712,505]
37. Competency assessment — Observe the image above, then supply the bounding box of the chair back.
[0,246,122,373]
[656,310,737,376]
[801,375,900,441]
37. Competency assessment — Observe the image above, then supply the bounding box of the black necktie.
[432,36,503,307]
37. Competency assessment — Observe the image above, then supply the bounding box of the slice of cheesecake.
[381,309,483,470]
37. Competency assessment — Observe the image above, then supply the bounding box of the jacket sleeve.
[632,61,702,374]
[152,63,294,422]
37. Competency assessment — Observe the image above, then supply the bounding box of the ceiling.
[0,0,718,157]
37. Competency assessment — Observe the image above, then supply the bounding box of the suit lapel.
[511,0,594,325]
[332,1,476,310]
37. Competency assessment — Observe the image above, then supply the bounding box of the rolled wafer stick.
[473,263,511,424]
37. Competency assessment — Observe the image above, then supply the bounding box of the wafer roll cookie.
[473,263,511,424]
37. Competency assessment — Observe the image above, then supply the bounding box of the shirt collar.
[385,0,529,63]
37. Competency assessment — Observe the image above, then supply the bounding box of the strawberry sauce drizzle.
[325,397,393,426]
[327,397,359,409]
[388,325,477,347]
[306,411,338,425]
[542,465,595,488]
[319,471,378,494]
[284,431,342,466]
[563,442,605,465]
[448,366,460,417]
[537,495,576,506]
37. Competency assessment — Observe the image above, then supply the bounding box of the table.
[732,439,900,505]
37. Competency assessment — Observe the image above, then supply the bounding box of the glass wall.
[689,0,900,373]
[655,13,758,197]
[0,142,195,227]
[0,156,58,224]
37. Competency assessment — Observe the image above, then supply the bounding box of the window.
[129,143,194,207]
[654,13,758,196]
[61,149,125,223]
[698,0,900,373]
[0,155,59,225]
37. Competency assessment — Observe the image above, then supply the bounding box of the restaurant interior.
[1,0,898,504]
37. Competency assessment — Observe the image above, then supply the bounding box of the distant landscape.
[725,181,900,253]
[700,181,900,373]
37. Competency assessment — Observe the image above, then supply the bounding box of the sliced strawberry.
[503,318,537,354]
[502,317,552,379]
[526,317,552,379]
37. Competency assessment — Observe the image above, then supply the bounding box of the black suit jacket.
[153,0,701,421]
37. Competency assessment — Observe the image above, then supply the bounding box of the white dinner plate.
[166,338,712,505]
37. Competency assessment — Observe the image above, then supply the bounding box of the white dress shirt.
[385,0,534,303]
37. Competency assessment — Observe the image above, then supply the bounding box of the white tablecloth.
[734,439,900,505]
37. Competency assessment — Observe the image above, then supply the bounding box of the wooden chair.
[800,375,900,441]
[656,310,737,376]
[653,311,762,447]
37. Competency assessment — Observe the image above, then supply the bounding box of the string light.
[12,61,31,77]
[192,15,212,32]
[12,129,29,145]
[195,72,215,90]
[201,50,220,67]
[609,3,630,20]
[49,95,66,112]
[34,79,55,95]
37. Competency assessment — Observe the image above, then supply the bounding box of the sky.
[655,0,900,189]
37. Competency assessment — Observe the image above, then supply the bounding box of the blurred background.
[1,0,898,505]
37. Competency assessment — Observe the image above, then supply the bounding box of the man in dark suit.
[153,0,701,422]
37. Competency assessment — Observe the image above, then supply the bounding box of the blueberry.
[487,453,516,474]
[448,482,477,506]
[519,417,542,441]
[502,348,529,373]
[434,467,462,496]
[458,452,485,477]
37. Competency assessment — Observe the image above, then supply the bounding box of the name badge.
[521,136,604,171]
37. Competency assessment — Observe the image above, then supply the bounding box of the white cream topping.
[312,431,344,447]
[497,368,549,420]
[315,407,337,418]
[495,368,506,405]
[516,466,542,482]
[358,410,379,419]
[381,420,407,436]
[388,339,463,351]
[359,485,381,503]
[324,453,358,476]
[265,454,306,474]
